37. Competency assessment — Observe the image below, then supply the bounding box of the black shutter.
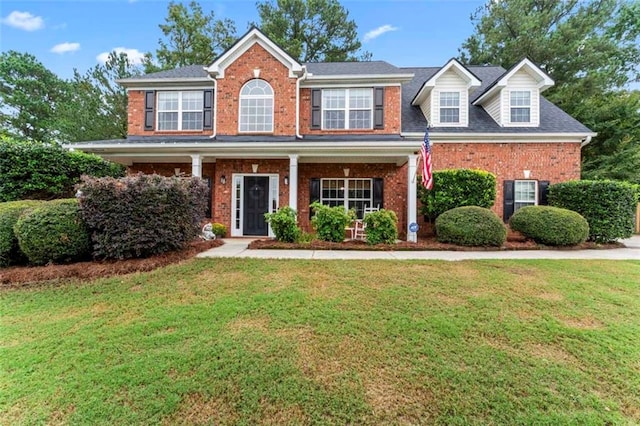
[144,91,155,131]
[374,87,384,129]
[309,178,320,219]
[203,90,213,130]
[503,180,515,222]
[373,178,384,209]
[538,180,550,205]
[204,176,212,218]
[311,89,322,129]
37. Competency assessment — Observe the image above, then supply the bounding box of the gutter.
[580,135,593,148]
[295,66,308,139]
[205,73,218,139]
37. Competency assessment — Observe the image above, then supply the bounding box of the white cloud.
[1,11,44,31]
[51,42,80,54]
[97,47,146,65]
[363,24,398,42]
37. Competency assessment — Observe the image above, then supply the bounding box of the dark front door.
[243,176,269,236]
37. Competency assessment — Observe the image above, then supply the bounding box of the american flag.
[420,129,433,190]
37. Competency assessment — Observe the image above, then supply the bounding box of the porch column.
[190,154,202,178]
[407,154,418,242]
[288,154,299,212]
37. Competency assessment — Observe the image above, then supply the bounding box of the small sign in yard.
[409,222,419,233]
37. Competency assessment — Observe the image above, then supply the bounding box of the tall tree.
[256,0,371,62]
[144,1,237,72]
[459,0,640,182]
[59,52,142,142]
[0,51,69,143]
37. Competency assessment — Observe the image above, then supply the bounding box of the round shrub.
[211,222,227,238]
[0,200,43,267]
[14,199,91,265]
[509,206,589,246]
[363,209,398,245]
[265,207,300,243]
[310,202,353,243]
[435,206,507,247]
[548,180,636,242]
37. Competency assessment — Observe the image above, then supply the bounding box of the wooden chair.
[354,206,380,240]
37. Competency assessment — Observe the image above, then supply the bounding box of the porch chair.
[353,205,380,240]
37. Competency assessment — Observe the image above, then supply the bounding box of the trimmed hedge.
[0,200,43,267]
[509,206,589,246]
[548,180,636,242]
[265,206,300,243]
[419,169,496,221]
[14,199,91,265]
[311,202,354,243]
[0,136,125,202]
[363,209,398,245]
[436,206,507,247]
[77,174,209,259]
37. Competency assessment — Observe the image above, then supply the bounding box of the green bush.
[0,200,43,267]
[435,206,507,247]
[419,169,496,221]
[77,174,209,259]
[363,209,398,245]
[509,206,589,246]
[265,207,300,243]
[0,136,125,202]
[310,202,354,243]
[14,199,91,265]
[211,222,227,238]
[548,180,636,242]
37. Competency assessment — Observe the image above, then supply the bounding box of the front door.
[243,176,269,235]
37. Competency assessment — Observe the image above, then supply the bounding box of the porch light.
[343,168,350,177]
[523,170,531,179]
[174,168,181,176]
[220,175,227,185]
[253,68,260,78]
[284,175,289,185]
[252,163,259,173]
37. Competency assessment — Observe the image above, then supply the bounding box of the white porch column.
[190,154,202,178]
[407,154,418,242]
[288,154,299,212]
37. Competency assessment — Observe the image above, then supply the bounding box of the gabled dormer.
[411,58,481,127]
[472,58,554,127]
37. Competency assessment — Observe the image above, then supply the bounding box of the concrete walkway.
[197,236,640,261]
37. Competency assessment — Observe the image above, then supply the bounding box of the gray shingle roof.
[304,61,407,76]
[400,65,592,134]
[120,65,209,82]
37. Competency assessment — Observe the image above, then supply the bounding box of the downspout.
[206,73,218,139]
[295,65,308,139]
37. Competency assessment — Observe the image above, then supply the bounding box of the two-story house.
[69,27,595,241]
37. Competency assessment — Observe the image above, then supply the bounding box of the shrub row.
[0,200,44,266]
[510,206,589,246]
[0,136,125,202]
[436,206,507,247]
[363,209,398,245]
[265,206,300,243]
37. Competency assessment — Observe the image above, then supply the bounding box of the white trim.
[207,28,303,78]
[412,58,481,106]
[238,79,274,133]
[231,173,279,237]
[302,75,413,86]
[436,90,462,127]
[401,132,596,143]
[321,88,373,130]
[156,90,204,131]
[319,178,374,219]
[119,79,211,89]
[505,89,533,127]
[514,180,538,211]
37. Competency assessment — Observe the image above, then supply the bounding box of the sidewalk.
[197,236,640,261]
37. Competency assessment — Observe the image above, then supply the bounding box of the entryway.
[231,174,279,237]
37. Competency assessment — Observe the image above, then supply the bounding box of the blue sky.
[0,0,485,79]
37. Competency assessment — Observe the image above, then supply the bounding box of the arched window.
[239,79,274,133]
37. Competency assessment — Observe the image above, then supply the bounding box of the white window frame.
[320,178,374,219]
[514,180,538,212]
[439,91,461,124]
[156,91,203,131]
[321,88,373,130]
[230,173,279,237]
[238,79,274,133]
[510,90,532,123]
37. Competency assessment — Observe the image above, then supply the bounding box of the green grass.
[1,259,640,425]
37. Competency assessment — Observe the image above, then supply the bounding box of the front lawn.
[2,259,639,424]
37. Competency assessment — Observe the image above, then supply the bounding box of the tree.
[59,52,142,142]
[458,0,640,182]
[256,0,371,62]
[144,1,236,72]
[0,51,69,143]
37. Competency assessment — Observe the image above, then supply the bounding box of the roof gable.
[411,58,481,106]
[206,27,303,78]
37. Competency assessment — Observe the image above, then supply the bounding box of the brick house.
[69,27,594,240]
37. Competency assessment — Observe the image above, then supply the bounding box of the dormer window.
[510,91,531,123]
[439,92,460,124]
[239,79,274,133]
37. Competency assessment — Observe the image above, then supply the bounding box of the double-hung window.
[514,180,537,211]
[157,91,203,131]
[320,178,373,218]
[510,91,531,123]
[239,79,274,133]
[439,91,460,124]
[322,88,372,130]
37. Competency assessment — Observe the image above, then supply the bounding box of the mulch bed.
[248,234,625,252]
[0,239,223,288]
